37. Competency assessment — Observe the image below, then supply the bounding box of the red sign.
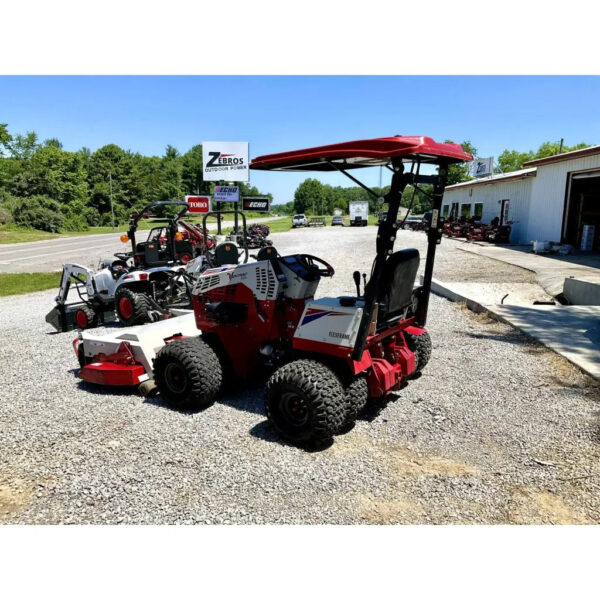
[185,195,212,213]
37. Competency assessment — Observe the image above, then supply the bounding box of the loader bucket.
[45,304,69,332]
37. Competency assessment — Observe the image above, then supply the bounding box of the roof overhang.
[523,145,600,167]
[250,136,472,172]
[445,167,537,190]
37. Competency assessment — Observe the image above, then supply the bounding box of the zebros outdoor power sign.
[242,197,270,213]
[202,142,249,182]
[185,195,212,213]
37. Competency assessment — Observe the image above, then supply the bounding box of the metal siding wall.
[443,178,534,243]
[528,155,600,242]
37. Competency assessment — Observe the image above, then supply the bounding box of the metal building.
[442,145,600,250]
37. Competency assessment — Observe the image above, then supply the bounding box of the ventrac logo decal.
[206,152,245,167]
[301,308,347,326]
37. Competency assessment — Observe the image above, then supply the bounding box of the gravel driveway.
[1,228,598,524]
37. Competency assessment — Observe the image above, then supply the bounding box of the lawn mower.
[73,213,254,389]
[147,135,472,447]
[46,201,219,332]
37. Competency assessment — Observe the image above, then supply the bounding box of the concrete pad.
[427,277,600,380]
[563,277,600,305]
[457,243,600,298]
[491,304,600,380]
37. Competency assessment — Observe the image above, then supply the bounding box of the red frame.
[250,136,472,171]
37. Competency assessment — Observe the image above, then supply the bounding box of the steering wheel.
[296,254,335,277]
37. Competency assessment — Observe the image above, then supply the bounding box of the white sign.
[214,185,240,203]
[202,141,249,182]
[471,157,493,178]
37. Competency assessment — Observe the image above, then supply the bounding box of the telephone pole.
[109,172,115,231]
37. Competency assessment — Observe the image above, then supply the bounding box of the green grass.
[263,217,293,233]
[0,225,61,244]
[0,272,62,297]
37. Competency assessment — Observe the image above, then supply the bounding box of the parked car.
[401,216,422,230]
[331,215,345,226]
[292,214,309,227]
[378,211,387,224]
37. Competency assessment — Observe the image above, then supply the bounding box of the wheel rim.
[164,362,188,395]
[75,310,88,328]
[119,297,133,319]
[180,253,191,263]
[278,391,310,428]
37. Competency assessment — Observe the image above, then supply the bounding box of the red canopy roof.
[250,136,472,171]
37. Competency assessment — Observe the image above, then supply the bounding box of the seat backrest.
[256,246,277,261]
[214,242,239,266]
[377,248,420,320]
[136,242,163,267]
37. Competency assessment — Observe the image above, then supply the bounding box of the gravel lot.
[1,228,599,524]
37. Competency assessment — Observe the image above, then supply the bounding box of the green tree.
[0,124,12,156]
[181,144,210,195]
[445,140,477,185]
[496,149,534,172]
[293,178,327,214]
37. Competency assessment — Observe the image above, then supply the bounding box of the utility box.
[580,224,595,251]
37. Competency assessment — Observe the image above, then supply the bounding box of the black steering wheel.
[296,254,335,278]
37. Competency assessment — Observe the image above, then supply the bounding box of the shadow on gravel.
[463,331,529,345]
[249,420,334,452]
[75,379,139,396]
[142,393,216,415]
[358,392,400,423]
[218,387,266,416]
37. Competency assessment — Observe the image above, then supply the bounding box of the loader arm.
[56,263,97,304]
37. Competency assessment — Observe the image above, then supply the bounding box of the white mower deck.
[77,312,198,387]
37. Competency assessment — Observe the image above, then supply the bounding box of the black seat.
[376,248,420,324]
[214,242,239,266]
[136,242,164,267]
[256,246,277,261]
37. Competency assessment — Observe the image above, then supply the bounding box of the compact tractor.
[47,201,216,333]
[147,136,472,447]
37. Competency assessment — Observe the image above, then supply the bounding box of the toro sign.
[202,142,249,182]
[186,195,212,214]
[242,197,270,213]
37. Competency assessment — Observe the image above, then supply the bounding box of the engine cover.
[293,297,364,349]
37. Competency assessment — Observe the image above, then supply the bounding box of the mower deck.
[76,312,198,387]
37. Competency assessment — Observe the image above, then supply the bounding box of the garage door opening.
[565,171,600,250]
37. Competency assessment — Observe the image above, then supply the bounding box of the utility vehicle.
[47,201,217,332]
[150,136,472,447]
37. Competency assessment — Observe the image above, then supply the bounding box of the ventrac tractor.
[147,136,472,447]
[47,201,217,332]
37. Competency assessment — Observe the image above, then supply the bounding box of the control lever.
[353,270,361,296]
[362,273,367,292]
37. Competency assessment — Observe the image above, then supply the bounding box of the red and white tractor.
[47,202,225,332]
[148,136,472,447]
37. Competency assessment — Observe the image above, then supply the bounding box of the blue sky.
[1,76,599,204]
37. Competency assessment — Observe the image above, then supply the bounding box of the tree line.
[1,124,590,231]
[278,139,591,216]
[0,124,270,232]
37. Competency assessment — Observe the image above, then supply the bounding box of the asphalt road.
[0,216,281,274]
